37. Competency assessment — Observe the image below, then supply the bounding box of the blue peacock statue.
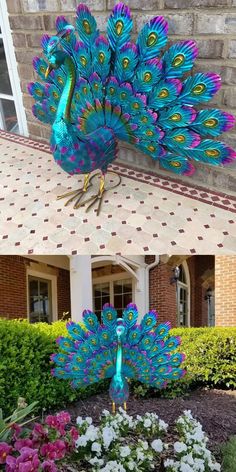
[28,3,236,214]
[51,303,186,412]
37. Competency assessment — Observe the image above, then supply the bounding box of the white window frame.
[0,0,28,135]
[26,269,58,322]
[93,272,135,314]
[177,261,191,327]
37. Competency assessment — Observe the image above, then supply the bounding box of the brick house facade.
[0,254,235,327]
[1,0,236,190]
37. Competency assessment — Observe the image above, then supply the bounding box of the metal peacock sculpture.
[51,303,186,412]
[28,3,236,214]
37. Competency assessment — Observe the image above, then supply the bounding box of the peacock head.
[116,319,125,341]
[45,26,74,78]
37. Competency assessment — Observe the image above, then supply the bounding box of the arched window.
[177,262,190,327]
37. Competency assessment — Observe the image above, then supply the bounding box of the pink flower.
[41,440,66,460]
[69,426,79,442]
[32,422,48,439]
[6,448,40,471]
[56,411,71,425]
[42,460,58,471]
[53,440,66,459]
[14,439,33,451]
[0,442,12,464]
[45,415,59,429]
[11,423,22,439]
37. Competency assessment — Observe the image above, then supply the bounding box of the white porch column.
[134,266,148,319]
[69,256,93,322]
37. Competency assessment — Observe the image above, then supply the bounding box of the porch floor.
[0,131,236,255]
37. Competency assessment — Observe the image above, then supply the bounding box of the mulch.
[65,388,236,459]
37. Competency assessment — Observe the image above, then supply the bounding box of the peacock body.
[28,3,236,211]
[51,303,186,411]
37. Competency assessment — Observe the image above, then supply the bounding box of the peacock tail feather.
[51,303,186,396]
[29,2,235,176]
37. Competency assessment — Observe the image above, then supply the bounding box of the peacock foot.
[74,171,121,216]
[56,173,92,208]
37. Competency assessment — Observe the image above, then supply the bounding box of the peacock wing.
[122,303,139,329]
[107,3,133,52]
[136,15,168,62]
[82,309,100,332]
[76,4,99,48]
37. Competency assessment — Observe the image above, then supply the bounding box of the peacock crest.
[28,3,236,212]
[51,303,186,412]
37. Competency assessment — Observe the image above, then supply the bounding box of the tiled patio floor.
[0,130,236,255]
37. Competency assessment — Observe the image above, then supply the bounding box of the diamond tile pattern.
[0,131,236,255]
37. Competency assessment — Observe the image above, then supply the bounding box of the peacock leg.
[74,171,121,216]
[56,173,92,207]
[112,402,116,414]
[123,402,127,412]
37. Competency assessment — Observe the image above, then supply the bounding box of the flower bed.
[0,408,221,471]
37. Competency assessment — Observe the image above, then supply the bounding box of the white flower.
[151,439,163,453]
[182,453,194,465]
[159,419,168,431]
[127,461,135,470]
[137,449,145,461]
[144,418,152,428]
[89,457,104,466]
[85,424,99,442]
[76,416,83,426]
[180,463,193,472]
[85,416,92,425]
[76,435,88,447]
[91,441,102,454]
[102,426,117,449]
[120,445,131,457]
[164,459,175,466]
[174,441,188,453]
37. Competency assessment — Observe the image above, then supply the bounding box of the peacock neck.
[56,55,76,122]
[115,338,123,378]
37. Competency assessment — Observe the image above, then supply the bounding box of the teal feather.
[157,105,197,129]
[137,16,168,61]
[162,40,198,78]
[107,3,133,51]
[122,303,138,329]
[134,59,163,93]
[92,35,111,82]
[148,78,182,109]
[76,4,99,48]
[177,72,221,105]
[82,310,100,332]
[114,42,138,83]
[191,109,236,137]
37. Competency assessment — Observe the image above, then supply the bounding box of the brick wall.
[215,255,236,326]
[146,255,215,327]
[6,0,236,149]
[0,255,71,320]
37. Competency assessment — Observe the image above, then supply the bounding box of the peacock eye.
[147,32,158,47]
[205,149,220,157]
[40,66,45,73]
[145,130,154,136]
[109,87,115,95]
[83,19,91,34]
[192,83,206,95]
[128,313,133,320]
[53,91,59,99]
[146,318,152,325]
[83,87,87,94]
[99,52,105,64]
[36,89,43,96]
[172,54,185,67]
[171,161,181,167]
[80,56,87,66]
[57,76,64,85]
[204,118,218,128]
[144,72,152,82]
[122,57,130,69]
[148,145,155,152]
[170,113,181,121]
[133,102,140,109]
[158,88,169,98]
[115,20,124,35]
[173,134,185,143]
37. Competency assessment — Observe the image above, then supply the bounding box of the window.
[177,263,190,327]
[0,1,28,134]
[28,276,52,323]
[93,277,133,319]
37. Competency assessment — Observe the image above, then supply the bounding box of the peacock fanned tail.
[29,2,236,176]
[51,303,186,391]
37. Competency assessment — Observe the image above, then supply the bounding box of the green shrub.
[221,436,236,472]
[0,319,108,416]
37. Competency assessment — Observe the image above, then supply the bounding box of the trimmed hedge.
[0,320,108,416]
[0,320,236,414]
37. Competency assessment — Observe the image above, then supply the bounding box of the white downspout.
[145,256,160,312]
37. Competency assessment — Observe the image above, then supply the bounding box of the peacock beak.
[45,64,53,79]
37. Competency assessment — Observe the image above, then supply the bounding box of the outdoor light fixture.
[170,266,180,285]
[205,287,212,301]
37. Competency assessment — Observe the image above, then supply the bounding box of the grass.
[222,436,236,472]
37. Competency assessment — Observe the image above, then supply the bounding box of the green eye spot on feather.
[145,130,154,137]
[38,110,45,116]
[103,333,108,339]
[115,20,124,35]
[122,58,130,69]
[171,161,181,168]
[57,76,64,85]
[146,318,152,325]
[192,83,206,95]
[141,116,148,123]
[109,87,115,95]
[121,92,127,99]
[158,88,169,98]
[128,313,133,321]
[36,89,43,97]
[133,102,140,109]
[88,318,94,325]
[147,32,158,47]
[40,66,45,73]
[80,56,87,66]
[173,135,185,143]
[83,87,87,94]
[205,149,220,157]
[75,92,80,100]
[144,72,152,82]
[53,91,59,100]
[204,118,218,128]
[170,113,181,121]
[148,145,155,152]
[172,53,185,67]
[83,19,91,34]
[99,52,105,64]
[50,106,56,113]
